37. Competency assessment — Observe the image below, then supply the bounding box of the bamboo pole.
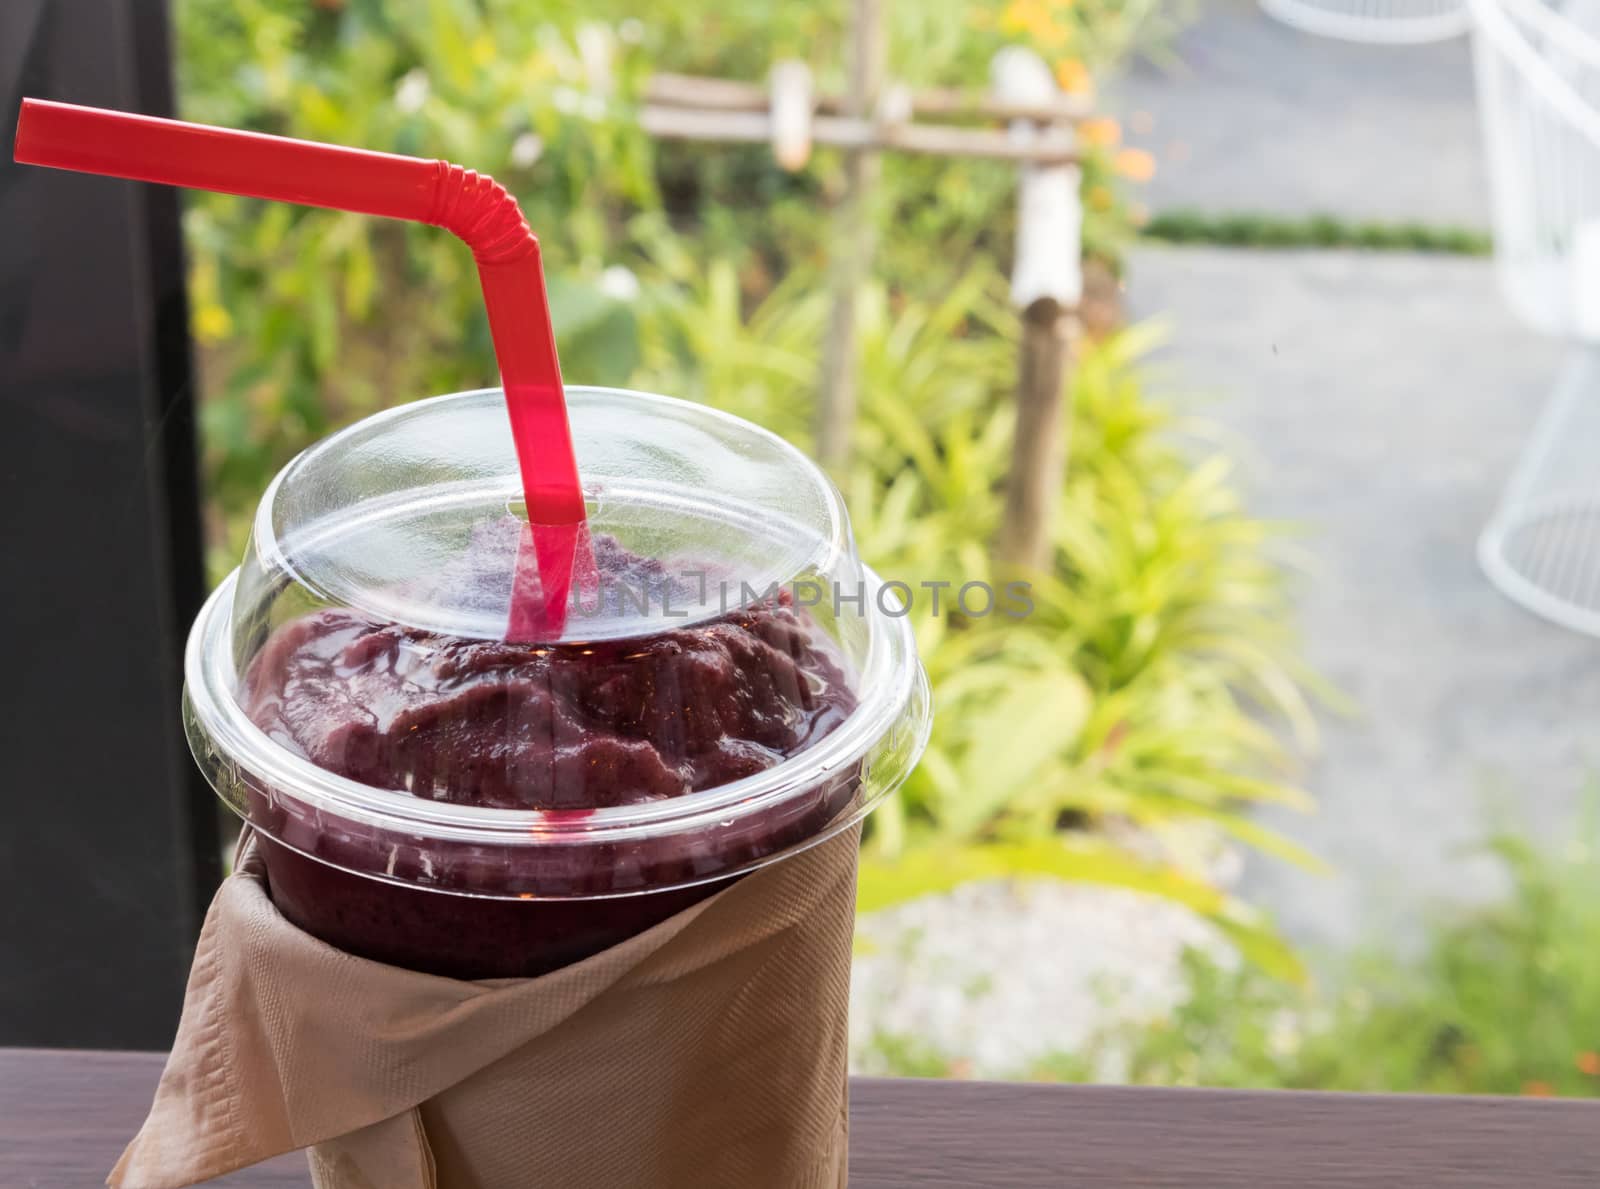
[992,48,1084,576]
[638,106,1078,164]
[644,72,1093,124]
[816,0,887,470]
[996,298,1078,572]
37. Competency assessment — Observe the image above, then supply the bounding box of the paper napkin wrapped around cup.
[110,827,859,1189]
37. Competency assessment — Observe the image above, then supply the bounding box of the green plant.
[861,318,1319,979]
[176,0,1173,566]
[634,256,1317,977]
[176,1,1305,965]
[638,0,1175,273]
[1018,812,1600,1095]
[179,0,660,561]
[856,1031,959,1080]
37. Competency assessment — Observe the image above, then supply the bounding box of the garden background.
[174,0,1600,1099]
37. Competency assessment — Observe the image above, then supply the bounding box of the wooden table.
[5,1047,1598,1187]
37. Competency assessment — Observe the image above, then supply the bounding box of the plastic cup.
[183,387,931,979]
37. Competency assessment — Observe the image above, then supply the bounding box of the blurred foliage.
[635,0,1177,268]
[1009,812,1600,1096]
[176,0,1316,966]
[175,0,1166,557]
[178,0,658,560]
[634,257,1315,974]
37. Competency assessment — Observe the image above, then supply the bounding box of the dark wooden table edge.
[5,1048,1598,1187]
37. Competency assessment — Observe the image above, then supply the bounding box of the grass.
[862,811,1600,1098]
[1143,210,1492,256]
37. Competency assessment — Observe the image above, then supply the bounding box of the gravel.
[849,874,1237,1079]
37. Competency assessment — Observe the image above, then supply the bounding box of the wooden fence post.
[816,0,887,470]
[991,48,1083,576]
[639,47,1089,485]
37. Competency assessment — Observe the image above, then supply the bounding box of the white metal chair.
[1472,0,1600,632]
[1259,0,1471,44]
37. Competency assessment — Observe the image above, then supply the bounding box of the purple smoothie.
[239,534,858,978]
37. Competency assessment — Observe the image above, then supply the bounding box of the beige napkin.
[111,826,860,1189]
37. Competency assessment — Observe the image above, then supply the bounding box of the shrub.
[1018,812,1600,1094]
[1141,210,1493,256]
[635,259,1317,976]
[176,1,1309,967]
[176,0,1170,557]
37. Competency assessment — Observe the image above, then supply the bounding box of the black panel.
[0,0,220,1048]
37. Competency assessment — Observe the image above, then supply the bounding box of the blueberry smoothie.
[239,534,858,979]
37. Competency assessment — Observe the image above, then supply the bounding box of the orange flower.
[1077,116,1121,148]
[1114,147,1157,182]
[1522,1081,1555,1097]
[1577,1052,1600,1076]
[1055,58,1094,96]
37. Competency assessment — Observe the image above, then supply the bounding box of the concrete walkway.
[1129,245,1593,952]
[1108,0,1489,227]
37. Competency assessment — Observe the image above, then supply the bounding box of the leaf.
[1209,917,1306,985]
[343,237,377,320]
[857,839,1306,983]
[426,0,480,91]
[1116,792,1330,873]
[947,667,1091,838]
[866,787,907,858]
[306,283,339,373]
[546,274,641,387]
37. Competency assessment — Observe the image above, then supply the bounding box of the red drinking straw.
[14,98,587,637]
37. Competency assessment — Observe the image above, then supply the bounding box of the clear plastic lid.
[185,387,931,899]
